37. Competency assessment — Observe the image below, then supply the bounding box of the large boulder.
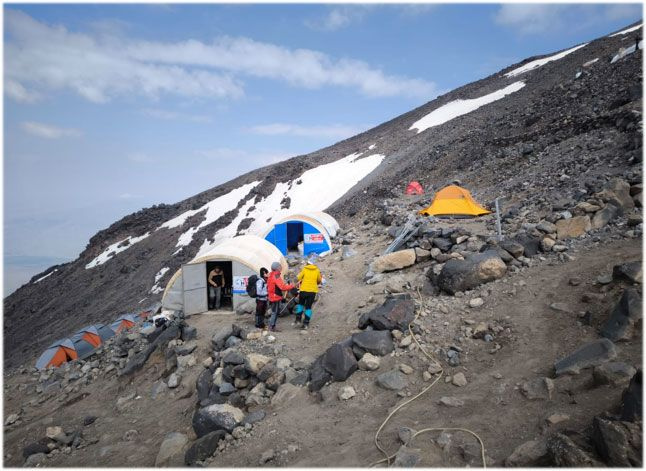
[513,235,541,257]
[600,289,642,342]
[547,433,601,466]
[358,297,416,332]
[271,383,307,407]
[505,439,550,467]
[621,370,642,422]
[554,339,617,376]
[245,353,272,375]
[322,343,358,382]
[591,417,642,466]
[184,430,226,465]
[436,251,506,294]
[370,249,417,273]
[555,216,591,239]
[309,356,332,392]
[613,261,643,284]
[593,362,637,387]
[432,237,453,252]
[196,369,212,403]
[352,330,394,356]
[500,240,525,258]
[211,326,234,351]
[192,404,244,437]
[155,432,189,467]
[592,205,618,229]
[606,178,635,213]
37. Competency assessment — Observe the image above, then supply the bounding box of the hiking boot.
[269,326,281,333]
[292,319,301,328]
[301,323,309,330]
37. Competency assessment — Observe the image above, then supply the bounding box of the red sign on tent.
[405,181,424,195]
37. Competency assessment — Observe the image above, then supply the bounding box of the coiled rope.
[370,288,487,468]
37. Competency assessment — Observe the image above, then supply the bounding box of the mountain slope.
[4,22,642,369]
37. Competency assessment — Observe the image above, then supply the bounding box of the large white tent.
[162,235,287,315]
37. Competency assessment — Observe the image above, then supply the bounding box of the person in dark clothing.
[255,267,269,329]
[208,266,225,310]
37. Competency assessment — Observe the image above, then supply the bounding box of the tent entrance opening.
[206,261,233,310]
[286,222,304,254]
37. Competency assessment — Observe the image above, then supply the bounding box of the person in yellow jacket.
[293,254,323,330]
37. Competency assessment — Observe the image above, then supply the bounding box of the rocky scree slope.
[4,23,642,369]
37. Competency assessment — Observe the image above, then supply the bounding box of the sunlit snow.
[34,269,57,283]
[611,41,643,63]
[583,58,599,67]
[85,232,150,269]
[154,267,170,284]
[504,44,587,78]
[610,24,642,37]
[409,82,526,133]
[368,144,376,150]
[159,181,260,248]
[195,152,384,256]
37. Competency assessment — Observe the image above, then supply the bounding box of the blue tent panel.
[302,222,330,256]
[265,223,288,255]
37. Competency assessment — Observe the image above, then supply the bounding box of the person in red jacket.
[267,261,295,332]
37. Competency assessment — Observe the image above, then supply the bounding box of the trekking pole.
[494,197,503,242]
[278,296,297,316]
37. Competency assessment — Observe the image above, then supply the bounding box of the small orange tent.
[405,181,424,195]
[419,185,491,217]
[35,339,78,369]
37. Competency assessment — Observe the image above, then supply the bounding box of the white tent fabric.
[162,235,287,311]
[269,211,340,238]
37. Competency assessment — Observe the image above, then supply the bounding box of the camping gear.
[71,326,102,360]
[263,211,339,257]
[35,338,78,370]
[246,274,260,298]
[419,185,491,217]
[110,314,138,334]
[95,323,116,341]
[162,235,287,316]
[405,181,424,195]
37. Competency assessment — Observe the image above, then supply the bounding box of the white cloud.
[495,4,643,35]
[248,123,369,139]
[5,79,41,103]
[141,108,213,123]
[21,121,81,139]
[5,9,437,103]
[305,6,370,31]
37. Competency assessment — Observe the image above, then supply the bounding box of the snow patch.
[583,58,599,67]
[150,284,164,294]
[159,181,259,230]
[611,41,643,64]
[154,267,170,284]
[409,81,525,133]
[368,144,376,150]
[610,24,642,37]
[161,181,259,248]
[505,44,587,78]
[34,269,57,283]
[196,152,384,256]
[85,232,150,269]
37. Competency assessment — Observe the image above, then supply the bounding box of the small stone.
[358,353,381,371]
[4,413,19,426]
[427,362,442,374]
[46,426,64,439]
[439,396,464,407]
[550,303,573,313]
[123,429,139,441]
[376,370,408,391]
[452,373,467,387]
[338,386,356,400]
[468,298,484,308]
[202,357,213,368]
[597,274,613,285]
[423,371,432,381]
[400,336,412,347]
[546,414,569,425]
[398,364,414,375]
[259,449,275,464]
[167,373,181,389]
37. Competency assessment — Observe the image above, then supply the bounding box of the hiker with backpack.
[246,268,269,329]
[267,261,295,332]
[293,254,323,330]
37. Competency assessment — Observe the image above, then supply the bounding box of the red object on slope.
[405,181,424,195]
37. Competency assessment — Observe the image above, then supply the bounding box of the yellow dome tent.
[419,185,491,217]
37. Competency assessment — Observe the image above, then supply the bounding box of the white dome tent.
[262,211,339,257]
[162,235,287,315]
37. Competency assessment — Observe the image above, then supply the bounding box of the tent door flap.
[182,263,208,315]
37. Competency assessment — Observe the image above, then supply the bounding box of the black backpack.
[246,274,259,298]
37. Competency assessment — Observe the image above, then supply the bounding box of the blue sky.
[3,3,642,294]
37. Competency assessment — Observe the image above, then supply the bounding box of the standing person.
[208,266,225,310]
[293,255,323,330]
[267,261,295,332]
[255,268,269,329]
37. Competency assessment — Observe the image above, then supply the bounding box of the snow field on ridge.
[196,152,385,256]
[85,232,150,269]
[504,43,588,78]
[409,81,526,134]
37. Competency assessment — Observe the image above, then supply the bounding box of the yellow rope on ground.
[370,288,487,468]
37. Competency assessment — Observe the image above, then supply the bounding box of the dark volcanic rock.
[192,404,244,437]
[196,370,212,402]
[621,369,642,422]
[22,440,50,458]
[358,297,415,331]
[322,343,358,382]
[600,288,642,342]
[592,417,642,466]
[547,433,601,466]
[309,356,332,392]
[554,338,617,376]
[612,261,643,284]
[351,330,394,356]
[437,252,506,294]
[184,430,226,465]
